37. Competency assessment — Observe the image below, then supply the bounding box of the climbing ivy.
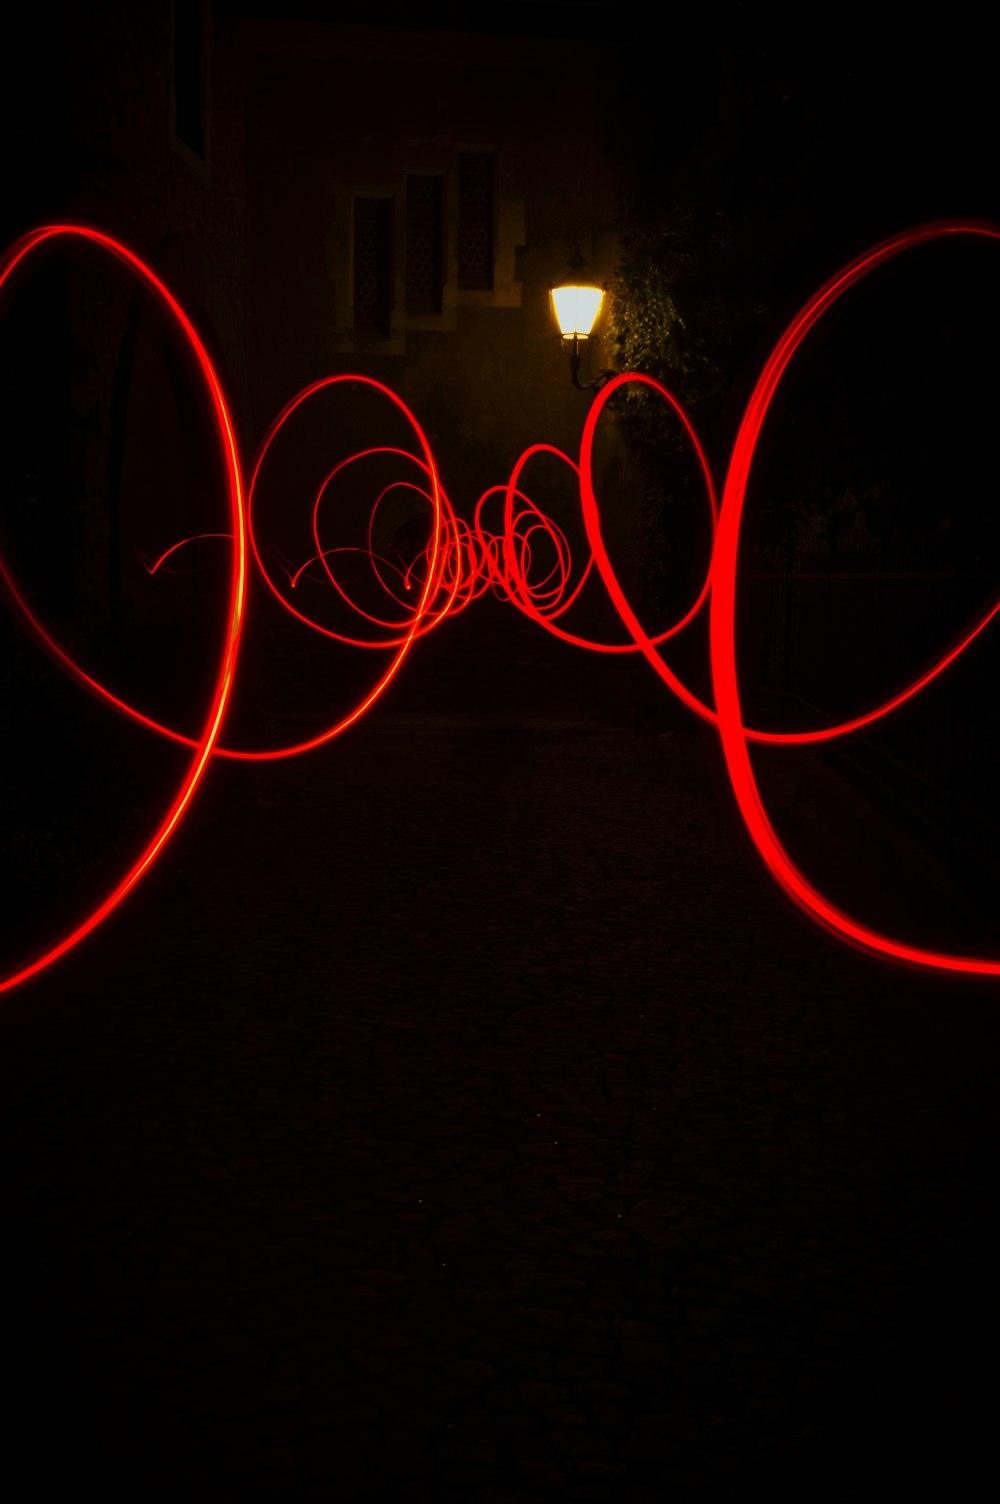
[604,206,745,615]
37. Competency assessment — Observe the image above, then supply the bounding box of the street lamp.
[550,248,616,394]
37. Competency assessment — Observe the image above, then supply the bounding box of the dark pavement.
[1,705,998,1501]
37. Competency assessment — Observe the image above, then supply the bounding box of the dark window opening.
[354,197,394,336]
[405,175,444,314]
[174,0,205,157]
[457,152,495,291]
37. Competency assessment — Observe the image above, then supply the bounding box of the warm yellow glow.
[551,283,604,339]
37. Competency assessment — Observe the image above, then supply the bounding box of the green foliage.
[606,210,732,459]
[605,208,742,613]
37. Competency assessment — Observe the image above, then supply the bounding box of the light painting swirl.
[2,220,999,992]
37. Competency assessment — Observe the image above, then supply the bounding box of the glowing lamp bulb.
[551,283,604,340]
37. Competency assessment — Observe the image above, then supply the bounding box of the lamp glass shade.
[551,284,604,339]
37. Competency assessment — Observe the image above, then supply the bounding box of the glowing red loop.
[0,224,247,996]
[304,447,463,643]
[500,388,718,657]
[3,219,1000,990]
[2,373,448,764]
[709,221,1000,975]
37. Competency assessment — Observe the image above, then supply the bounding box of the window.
[353,197,394,336]
[456,152,495,291]
[405,175,444,314]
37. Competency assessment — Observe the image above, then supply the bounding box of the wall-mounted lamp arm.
[567,334,617,396]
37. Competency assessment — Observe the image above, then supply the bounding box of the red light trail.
[0,224,246,996]
[2,221,999,993]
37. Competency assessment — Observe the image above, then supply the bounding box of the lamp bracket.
[568,335,618,401]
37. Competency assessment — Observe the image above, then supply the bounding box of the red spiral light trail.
[2,220,999,992]
[708,221,1000,975]
[0,224,247,996]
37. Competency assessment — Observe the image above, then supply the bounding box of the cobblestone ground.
[1,712,998,1501]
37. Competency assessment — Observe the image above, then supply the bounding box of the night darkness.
[2,4,999,1500]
